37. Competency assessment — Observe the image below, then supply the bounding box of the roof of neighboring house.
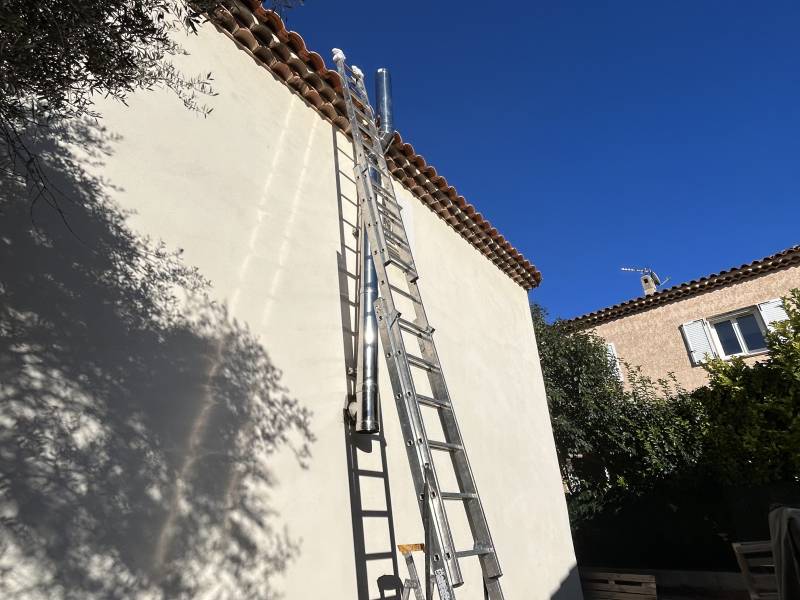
[565,245,800,329]
[209,1,542,289]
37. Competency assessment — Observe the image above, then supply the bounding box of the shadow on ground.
[0,122,313,598]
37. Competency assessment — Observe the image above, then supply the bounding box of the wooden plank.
[580,569,657,600]
[583,592,656,600]
[735,541,773,554]
[582,578,657,590]
[580,570,656,583]
[583,582,657,594]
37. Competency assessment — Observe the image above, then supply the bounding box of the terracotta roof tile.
[209,1,542,289]
[565,245,800,328]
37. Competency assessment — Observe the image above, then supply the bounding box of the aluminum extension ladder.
[332,49,504,600]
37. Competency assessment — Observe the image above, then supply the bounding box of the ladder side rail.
[372,297,462,588]
[358,78,501,579]
[334,52,503,598]
[361,51,501,576]
[354,129,464,587]
[334,55,462,588]
[410,316,503,579]
[356,88,488,588]
[370,163,503,583]
[355,144,463,585]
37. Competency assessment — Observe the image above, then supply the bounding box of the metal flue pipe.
[351,67,395,434]
[375,68,394,150]
[352,221,380,433]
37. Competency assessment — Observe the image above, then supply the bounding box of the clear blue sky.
[285,1,800,320]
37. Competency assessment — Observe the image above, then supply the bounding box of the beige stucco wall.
[0,23,579,599]
[592,266,800,390]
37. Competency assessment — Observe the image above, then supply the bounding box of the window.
[709,311,767,357]
[680,298,788,366]
[606,342,622,381]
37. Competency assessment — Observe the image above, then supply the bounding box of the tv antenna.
[620,266,670,295]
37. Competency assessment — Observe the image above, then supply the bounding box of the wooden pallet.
[732,541,778,600]
[580,569,657,600]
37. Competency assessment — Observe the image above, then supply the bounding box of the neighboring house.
[0,3,580,600]
[566,246,800,391]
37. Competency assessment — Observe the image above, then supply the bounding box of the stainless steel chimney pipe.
[375,68,394,150]
[352,218,380,433]
[351,67,395,434]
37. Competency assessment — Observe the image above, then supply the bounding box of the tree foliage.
[1,0,215,187]
[531,305,706,525]
[695,290,800,486]
[534,290,800,537]
[0,0,301,197]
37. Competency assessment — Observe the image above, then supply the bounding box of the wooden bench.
[580,569,657,600]
[732,541,778,600]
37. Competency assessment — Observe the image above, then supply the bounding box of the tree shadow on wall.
[0,122,314,598]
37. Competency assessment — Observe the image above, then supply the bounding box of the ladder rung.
[350,93,370,113]
[385,243,412,265]
[364,552,395,561]
[385,254,418,280]
[376,205,404,226]
[364,151,386,170]
[351,102,373,121]
[371,180,396,200]
[386,244,413,264]
[361,510,390,517]
[376,200,402,222]
[367,162,392,180]
[385,241,410,258]
[358,121,381,143]
[359,171,396,204]
[365,150,388,168]
[428,440,463,452]
[345,75,367,95]
[364,151,391,170]
[388,283,420,304]
[383,227,409,249]
[441,491,479,501]
[348,88,370,108]
[406,353,439,372]
[416,394,450,410]
[379,197,402,216]
[397,317,432,338]
[456,547,493,559]
[355,469,385,478]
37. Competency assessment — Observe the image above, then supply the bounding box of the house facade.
[567,246,800,391]
[0,3,581,599]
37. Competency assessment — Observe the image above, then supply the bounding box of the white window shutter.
[680,319,716,365]
[606,342,622,380]
[757,298,789,330]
